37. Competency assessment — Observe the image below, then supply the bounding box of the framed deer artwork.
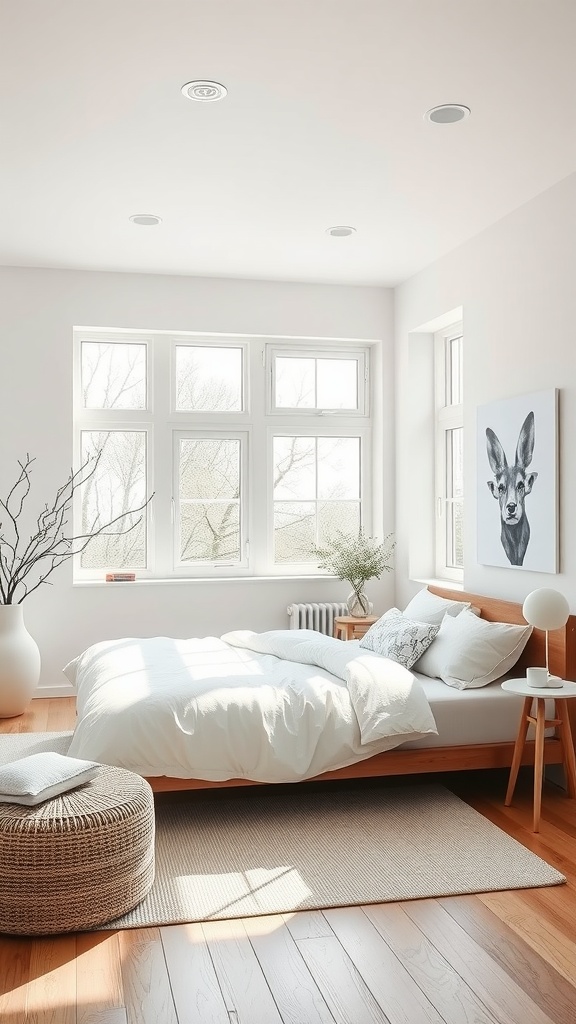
[477,388,558,572]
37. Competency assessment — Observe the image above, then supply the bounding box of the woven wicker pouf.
[0,764,155,935]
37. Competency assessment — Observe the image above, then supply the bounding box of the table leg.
[556,698,576,798]
[505,697,532,807]
[533,698,546,833]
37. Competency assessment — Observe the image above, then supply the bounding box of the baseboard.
[34,683,75,699]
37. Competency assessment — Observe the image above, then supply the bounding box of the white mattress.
[401,672,555,748]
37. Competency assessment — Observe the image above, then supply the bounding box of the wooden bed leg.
[505,696,532,808]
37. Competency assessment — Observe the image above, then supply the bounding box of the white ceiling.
[2,1,576,286]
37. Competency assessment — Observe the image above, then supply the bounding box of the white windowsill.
[411,577,464,593]
[73,575,338,588]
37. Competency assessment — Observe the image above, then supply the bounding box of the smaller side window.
[174,344,244,413]
[80,341,148,410]
[268,347,368,415]
[434,325,463,581]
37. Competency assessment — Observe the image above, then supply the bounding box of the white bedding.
[341,641,545,747]
[405,671,556,747]
[66,629,437,782]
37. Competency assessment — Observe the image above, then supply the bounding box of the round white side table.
[501,677,576,832]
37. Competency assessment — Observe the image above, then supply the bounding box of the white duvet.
[66,629,437,783]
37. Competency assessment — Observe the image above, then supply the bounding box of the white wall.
[395,170,576,610]
[0,267,394,693]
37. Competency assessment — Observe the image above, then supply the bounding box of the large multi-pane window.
[434,324,463,581]
[73,331,371,578]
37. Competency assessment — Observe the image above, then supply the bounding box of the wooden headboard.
[429,585,576,682]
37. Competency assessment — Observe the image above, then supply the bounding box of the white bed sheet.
[400,671,555,748]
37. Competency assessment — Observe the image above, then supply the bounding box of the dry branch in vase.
[0,453,153,604]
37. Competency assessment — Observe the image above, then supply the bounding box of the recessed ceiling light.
[181,80,228,102]
[425,104,470,124]
[129,214,162,226]
[326,225,357,237]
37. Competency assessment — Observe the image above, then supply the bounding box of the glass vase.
[346,590,371,617]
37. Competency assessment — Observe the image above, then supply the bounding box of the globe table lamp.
[522,588,570,688]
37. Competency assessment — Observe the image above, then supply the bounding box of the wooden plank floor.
[2,697,576,1023]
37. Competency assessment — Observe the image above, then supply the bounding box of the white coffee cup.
[526,666,549,688]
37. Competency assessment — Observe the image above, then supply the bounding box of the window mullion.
[150,338,172,577]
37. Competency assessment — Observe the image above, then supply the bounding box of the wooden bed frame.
[147,586,576,793]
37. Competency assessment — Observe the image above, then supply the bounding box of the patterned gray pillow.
[359,608,440,669]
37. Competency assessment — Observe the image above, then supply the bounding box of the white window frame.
[73,331,156,581]
[170,339,250,420]
[267,425,370,574]
[73,329,373,580]
[434,323,463,583]
[267,345,369,417]
[173,429,250,575]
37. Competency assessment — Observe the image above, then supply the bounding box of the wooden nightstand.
[334,615,378,641]
[502,677,576,832]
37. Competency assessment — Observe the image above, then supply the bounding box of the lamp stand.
[545,628,564,687]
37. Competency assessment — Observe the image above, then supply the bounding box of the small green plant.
[316,530,395,613]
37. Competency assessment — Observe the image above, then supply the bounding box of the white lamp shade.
[522,588,570,631]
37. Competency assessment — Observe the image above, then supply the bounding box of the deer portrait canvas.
[477,388,558,572]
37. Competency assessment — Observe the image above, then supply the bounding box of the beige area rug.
[0,732,565,929]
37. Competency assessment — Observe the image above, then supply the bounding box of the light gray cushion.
[0,752,100,806]
[402,588,471,626]
[415,607,533,688]
[359,608,440,669]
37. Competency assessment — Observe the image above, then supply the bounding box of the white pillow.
[414,608,532,689]
[0,752,100,806]
[402,588,471,626]
[62,656,80,686]
[359,608,440,670]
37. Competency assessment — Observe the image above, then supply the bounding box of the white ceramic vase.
[0,604,41,718]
